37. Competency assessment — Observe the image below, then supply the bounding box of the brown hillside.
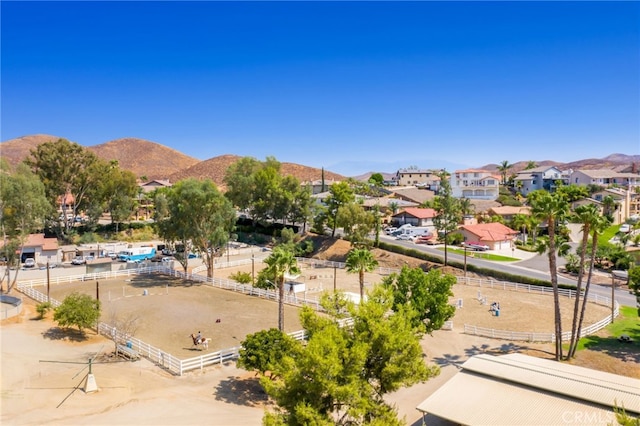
[168,155,346,189]
[0,134,68,168]
[481,154,640,174]
[88,138,200,180]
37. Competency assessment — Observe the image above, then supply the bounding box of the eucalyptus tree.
[529,189,569,360]
[263,246,300,331]
[0,163,52,292]
[155,179,236,277]
[324,181,355,237]
[90,161,138,232]
[433,170,461,266]
[567,203,600,358]
[336,203,376,247]
[345,248,378,301]
[223,156,261,215]
[25,138,101,236]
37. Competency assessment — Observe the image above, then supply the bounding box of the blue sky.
[2,1,639,176]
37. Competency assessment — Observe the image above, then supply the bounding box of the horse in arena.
[190,333,211,350]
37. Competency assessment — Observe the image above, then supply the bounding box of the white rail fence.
[15,258,621,373]
[458,276,620,342]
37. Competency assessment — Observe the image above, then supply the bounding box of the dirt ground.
[2,237,638,425]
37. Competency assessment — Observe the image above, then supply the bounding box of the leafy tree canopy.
[53,292,101,333]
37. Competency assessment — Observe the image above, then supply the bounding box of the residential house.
[588,187,630,225]
[487,206,532,223]
[458,222,518,250]
[513,166,566,195]
[394,168,439,187]
[18,233,59,265]
[139,179,172,193]
[302,179,341,195]
[450,169,500,200]
[391,207,438,228]
[570,169,640,188]
[360,197,418,221]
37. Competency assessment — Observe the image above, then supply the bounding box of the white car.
[71,256,86,265]
[161,257,175,264]
[23,258,36,268]
[619,224,631,233]
[396,234,414,241]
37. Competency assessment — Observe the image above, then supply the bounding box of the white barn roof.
[416,353,640,425]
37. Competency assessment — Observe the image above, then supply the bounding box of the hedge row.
[377,241,576,291]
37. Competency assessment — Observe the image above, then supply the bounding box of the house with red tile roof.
[458,222,518,250]
[391,207,438,227]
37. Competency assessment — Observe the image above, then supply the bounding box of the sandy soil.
[2,237,637,425]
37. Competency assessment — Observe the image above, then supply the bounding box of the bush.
[53,292,101,333]
[36,301,52,319]
[229,271,252,284]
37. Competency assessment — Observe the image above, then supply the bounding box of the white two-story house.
[513,166,566,195]
[569,169,640,188]
[450,169,499,200]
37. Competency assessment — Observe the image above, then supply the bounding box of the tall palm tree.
[497,160,513,186]
[263,246,300,331]
[567,203,600,359]
[569,214,611,358]
[459,197,475,218]
[345,248,378,302]
[530,190,569,360]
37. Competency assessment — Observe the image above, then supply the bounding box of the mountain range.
[1,134,638,187]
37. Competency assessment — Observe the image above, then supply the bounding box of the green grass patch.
[571,305,640,353]
[441,248,519,262]
[598,224,622,249]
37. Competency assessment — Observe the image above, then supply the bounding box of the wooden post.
[46,261,51,302]
[96,281,99,302]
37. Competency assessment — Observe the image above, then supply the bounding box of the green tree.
[381,266,456,333]
[337,203,375,246]
[0,163,52,292]
[368,173,384,186]
[263,246,300,331]
[529,190,569,360]
[433,170,461,266]
[524,161,537,170]
[324,181,356,238]
[497,160,513,185]
[260,286,438,425]
[156,179,236,277]
[345,248,378,301]
[555,184,589,203]
[237,328,299,379]
[53,292,101,333]
[223,156,261,214]
[25,138,101,236]
[93,161,138,231]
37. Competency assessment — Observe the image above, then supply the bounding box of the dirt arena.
[40,260,612,360]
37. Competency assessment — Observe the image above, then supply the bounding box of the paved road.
[380,235,637,308]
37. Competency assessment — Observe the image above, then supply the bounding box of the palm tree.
[569,214,611,359]
[524,161,538,170]
[567,203,600,359]
[511,214,530,244]
[530,190,569,360]
[459,197,475,218]
[602,195,619,219]
[263,246,300,331]
[345,248,378,302]
[497,160,513,186]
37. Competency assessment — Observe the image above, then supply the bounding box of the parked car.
[106,251,117,260]
[396,234,414,241]
[71,256,86,265]
[619,224,631,233]
[85,256,95,262]
[384,227,398,235]
[161,256,175,264]
[463,242,490,251]
[23,258,36,268]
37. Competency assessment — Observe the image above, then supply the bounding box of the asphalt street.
[380,235,636,308]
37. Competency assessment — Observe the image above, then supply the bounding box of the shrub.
[229,271,252,284]
[36,301,52,319]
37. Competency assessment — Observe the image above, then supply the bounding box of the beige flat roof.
[416,354,640,425]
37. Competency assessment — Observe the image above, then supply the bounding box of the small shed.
[86,258,113,274]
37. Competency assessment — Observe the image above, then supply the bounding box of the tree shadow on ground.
[213,375,269,407]
[463,343,491,357]
[431,353,463,369]
[42,327,88,342]
[581,335,640,363]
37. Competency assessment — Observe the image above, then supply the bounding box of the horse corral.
[41,258,613,364]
